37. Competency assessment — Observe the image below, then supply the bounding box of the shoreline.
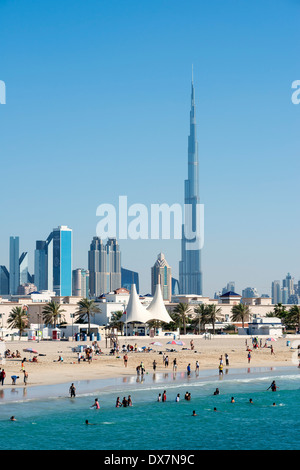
[0,335,299,403]
[0,363,299,404]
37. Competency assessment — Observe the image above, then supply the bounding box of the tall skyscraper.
[34,240,48,291]
[19,252,29,285]
[88,237,121,296]
[52,226,72,296]
[179,73,203,295]
[152,253,172,301]
[271,280,282,304]
[283,272,294,298]
[9,236,20,295]
[0,266,9,295]
[88,237,109,296]
[121,267,139,294]
[107,238,121,292]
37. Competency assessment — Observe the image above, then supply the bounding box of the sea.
[0,365,299,450]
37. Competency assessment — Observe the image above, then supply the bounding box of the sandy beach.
[1,335,299,389]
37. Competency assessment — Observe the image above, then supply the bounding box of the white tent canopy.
[147,284,173,324]
[124,284,152,324]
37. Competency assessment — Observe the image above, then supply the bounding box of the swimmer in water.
[91,398,100,409]
[213,388,220,395]
[249,399,253,404]
[267,381,278,392]
[10,416,16,421]
[116,397,122,407]
[192,410,197,416]
[230,397,235,403]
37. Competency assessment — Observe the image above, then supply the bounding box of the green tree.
[172,303,192,335]
[288,305,300,332]
[192,303,209,333]
[7,306,29,338]
[231,303,250,329]
[42,301,66,328]
[109,310,125,335]
[75,298,101,334]
[205,304,222,335]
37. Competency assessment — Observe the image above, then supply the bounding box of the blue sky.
[0,0,299,296]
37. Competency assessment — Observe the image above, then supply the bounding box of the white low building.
[239,317,283,336]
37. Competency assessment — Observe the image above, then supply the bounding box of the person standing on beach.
[123,353,128,367]
[173,358,177,371]
[187,363,191,377]
[165,356,169,368]
[247,352,251,364]
[23,371,28,386]
[0,369,5,386]
[152,360,157,371]
[225,354,229,366]
[195,360,200,374]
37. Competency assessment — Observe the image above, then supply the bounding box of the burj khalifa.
[179,73,203,295]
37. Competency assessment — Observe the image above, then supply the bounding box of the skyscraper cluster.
[272,273,300,305]
[88,237,121,297]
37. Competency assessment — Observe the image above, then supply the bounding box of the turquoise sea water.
[0,366,299,450]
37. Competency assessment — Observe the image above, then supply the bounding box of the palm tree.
[205,304,222,335]
[231,303,250,329]
[172,302,192,335]
[109,310,125,335]
[42,301,66,328]
[192,303,208,333]
[75,298,101,335]
[7,306,29,338]
[288,305,300,332]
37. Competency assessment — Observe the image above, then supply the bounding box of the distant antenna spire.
[192,64,194,84]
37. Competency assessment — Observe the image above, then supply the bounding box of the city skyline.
[0,0,299,296]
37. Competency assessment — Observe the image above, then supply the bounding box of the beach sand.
[1,335,298,388]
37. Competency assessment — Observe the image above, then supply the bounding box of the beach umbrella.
[23,348,38,354]
[267,338,277,342]
[150,342,162,346]
[167,340,185,346]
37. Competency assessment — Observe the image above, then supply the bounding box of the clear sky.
[0,0,299,296]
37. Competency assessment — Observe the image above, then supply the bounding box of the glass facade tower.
[179,75,203,295]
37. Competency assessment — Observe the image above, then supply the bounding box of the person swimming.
[230,397,235,403]
[116,397,122,407]
[214,388,220,395]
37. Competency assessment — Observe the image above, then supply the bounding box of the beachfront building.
[0,266,9,295]
[240,317,283,337]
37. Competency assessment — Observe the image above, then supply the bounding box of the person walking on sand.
[23,370,28,386]
[123,353,128,367]
[247,352,251,364]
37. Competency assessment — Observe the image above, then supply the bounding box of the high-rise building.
[107,238,121,292]
[88,237,109,297]
[121,267,139,294]
[271,280,282,304]
[72,268,89,297]
[151,253,172,301]
[179,73,202,295]
[9,236,20,295]
[283,273,294,298]
[19,252,29,285]
[34,240,48,291]
[52,226,72,296]
[242,287,259,298]
[0,266,9,295]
